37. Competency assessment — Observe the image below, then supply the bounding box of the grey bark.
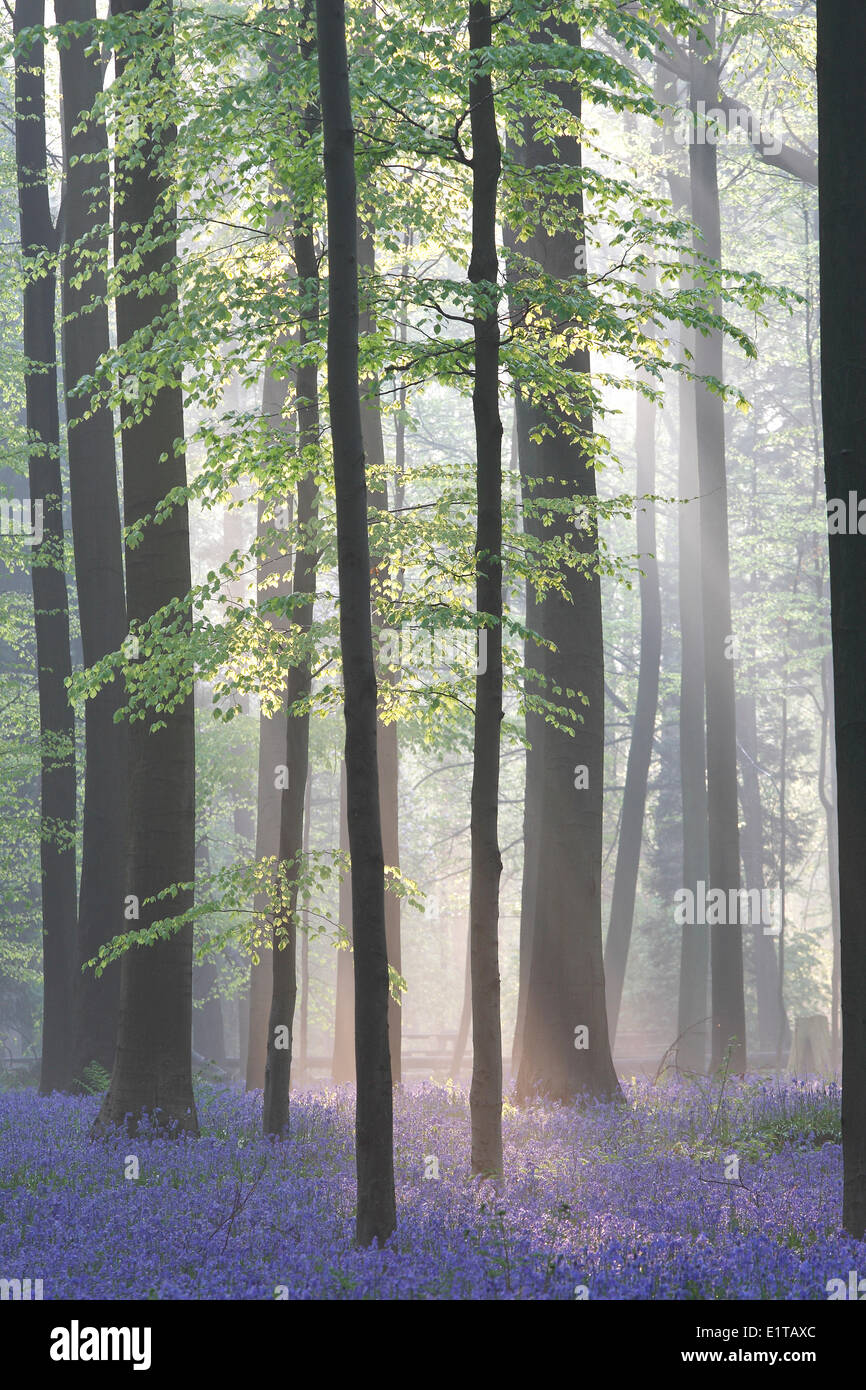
[94,0,197,1136]
[56,0,127,1081]
[689,16,746,1074]
[316,0,395,1245]
[13,0,77,1096]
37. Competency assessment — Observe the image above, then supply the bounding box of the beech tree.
[262,0,319,1138]
[817,0,866,1240]
[13,0,76,1095]
[604,325,661,1045]
[466,0,504,1177]
[56,0,127,1081]
[245,415,288,1092]
[602,84,663,1045]
[688,11,746,1074]
[94,0,197,1136]
[316,0,395,1245]
[332,760,355,1083]
[508,18,620,1104]
[361,228,402,1086]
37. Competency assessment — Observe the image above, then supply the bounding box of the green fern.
[76,1061,111,1095]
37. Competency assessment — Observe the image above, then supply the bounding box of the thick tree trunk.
[56,0,127,1080]
[467,0,504,1176]
[689,17,745,1074]
[94,0,197,1135]
[509,23,620,1104]
[14,0,77,1095]
[817,0,866,1195]
[604,359,661,1044]
[316,0,395,1245]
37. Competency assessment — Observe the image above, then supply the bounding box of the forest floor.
[0,1076,861,1299]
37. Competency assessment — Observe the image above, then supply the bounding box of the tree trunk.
[360,229,401,1085]
[737,691,784,1054]
[261,480,314,1133]
[664,155,710,1075]
[56,0,127,1081]
[466,0,504,1176]
[509,22,620,1105]
[193,838,224,1063]
[298,772,312,1083]
[332,760,355,1082]
[451,907,471,1076]
[262,91,319,1131]
[316,0,395,1245]
[604,345,661,1045]
[378,721,400,1083]
[13,0,77,1095]
[689,16,746,1074]
[507,368,542,1076]
[819,652,841,1070]
[94,0,197,1136]
[245,379,290,1091]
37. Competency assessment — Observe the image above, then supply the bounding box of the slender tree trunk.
[819,652,841,1069]
[737,691,783,1054]
[467,0,504,1176]
[192,956,225,1063]
[378,721,400,1082]
[221,503,254,1072]
[511,729,539,1074]
[237,981,249,1081]
[56,0,127,1080]
[245,383,290,1091]
[299,772,311,1082]
[261,461,314,1132]
[13,0,77,1095]
[316,0,395,1245]
[509,22,620,1104]
[192,837,224,1063]
[360,230,401,1085]
[94,0,197,1135]
[689,15,745,1074]
[262,74,319,1130]
[507,364,542,1075]
[775,695,788,1068]
[666,158,710,1074]
[604,350,661,1045]
[603,92,664,1048]
[451,907,471,1076]
[246,11,299,1090]
[332,760,355,1082]
[245,656,281,1090]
